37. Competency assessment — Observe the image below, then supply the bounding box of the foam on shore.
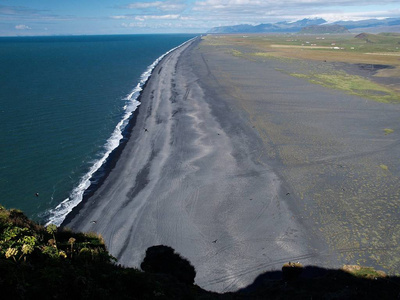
[45,37,196,226]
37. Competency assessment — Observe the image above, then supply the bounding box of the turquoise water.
[0,34,196,224]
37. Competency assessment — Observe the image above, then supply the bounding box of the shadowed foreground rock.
[141,245,196,285]
[282,262,304,281]
[1,204,400,299]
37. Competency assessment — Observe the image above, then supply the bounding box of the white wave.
[45,36,196,226]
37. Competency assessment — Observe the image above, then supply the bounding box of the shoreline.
[59,37,198,227]
[62,35,400,292]
[61,91,141,227]
[63,37,325,292]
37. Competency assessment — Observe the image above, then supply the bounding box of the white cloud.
[111,0,399,32]
[122,1,186,12]
[193,0,399,13]
[2,0,399,35]
[190,0,400,25]
[194,0,398,6]
[121,20,208,30]
[125,2,163,9]
[121,22,147,28]
[311,10,400,22]
[114,14,182,21]
[111,15,127,19]
[15,24,31,30]
[135,14,181,21]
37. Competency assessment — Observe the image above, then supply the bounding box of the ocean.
[0,34,196,225]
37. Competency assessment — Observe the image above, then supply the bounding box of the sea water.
[0,34,196,225]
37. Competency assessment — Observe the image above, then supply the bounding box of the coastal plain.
[64,35,400,292]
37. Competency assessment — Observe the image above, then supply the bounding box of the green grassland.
[203,33,400,102]
[289,71,399,103]
[206,32,400,54]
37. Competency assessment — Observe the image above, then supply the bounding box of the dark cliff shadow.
[233,265,400,299]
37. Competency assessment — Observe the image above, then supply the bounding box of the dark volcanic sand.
[64,38,400,292]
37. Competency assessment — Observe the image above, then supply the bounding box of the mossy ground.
[198,35,400,280]
[289,71,400,103]
[342,265,387,279]
[203,34,400,103]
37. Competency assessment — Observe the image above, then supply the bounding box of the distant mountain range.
[207,18,400,34]
[299,25,350,34]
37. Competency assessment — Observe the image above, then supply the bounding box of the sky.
[0,0,399,36]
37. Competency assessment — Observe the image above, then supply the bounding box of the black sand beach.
[64,37,400,292]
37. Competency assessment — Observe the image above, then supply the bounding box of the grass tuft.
[231,49,243,57]
[384,128,394,135]
[379,164,389,171]
[342,265,387,279]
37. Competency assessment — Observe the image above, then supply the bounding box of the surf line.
[45,36,197,226]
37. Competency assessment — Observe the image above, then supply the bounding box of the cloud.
[193,0,399,14]
[2,0,399,35]
[194,0,399,7]
[125,2,163,9]
[0,5,43,16]
[121,22,147,28]
[0,4,71,22]
[120,1,186,12]
[111,0,399,33]
[310,9,400,22]
[113,14,182,21]
[15,24,31,30]
[137,14,181,20]
[121,20,205,30]
[111,15,128,19]
[190,0,400,25]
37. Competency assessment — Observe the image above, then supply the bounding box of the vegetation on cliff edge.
[1,204,400,299]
